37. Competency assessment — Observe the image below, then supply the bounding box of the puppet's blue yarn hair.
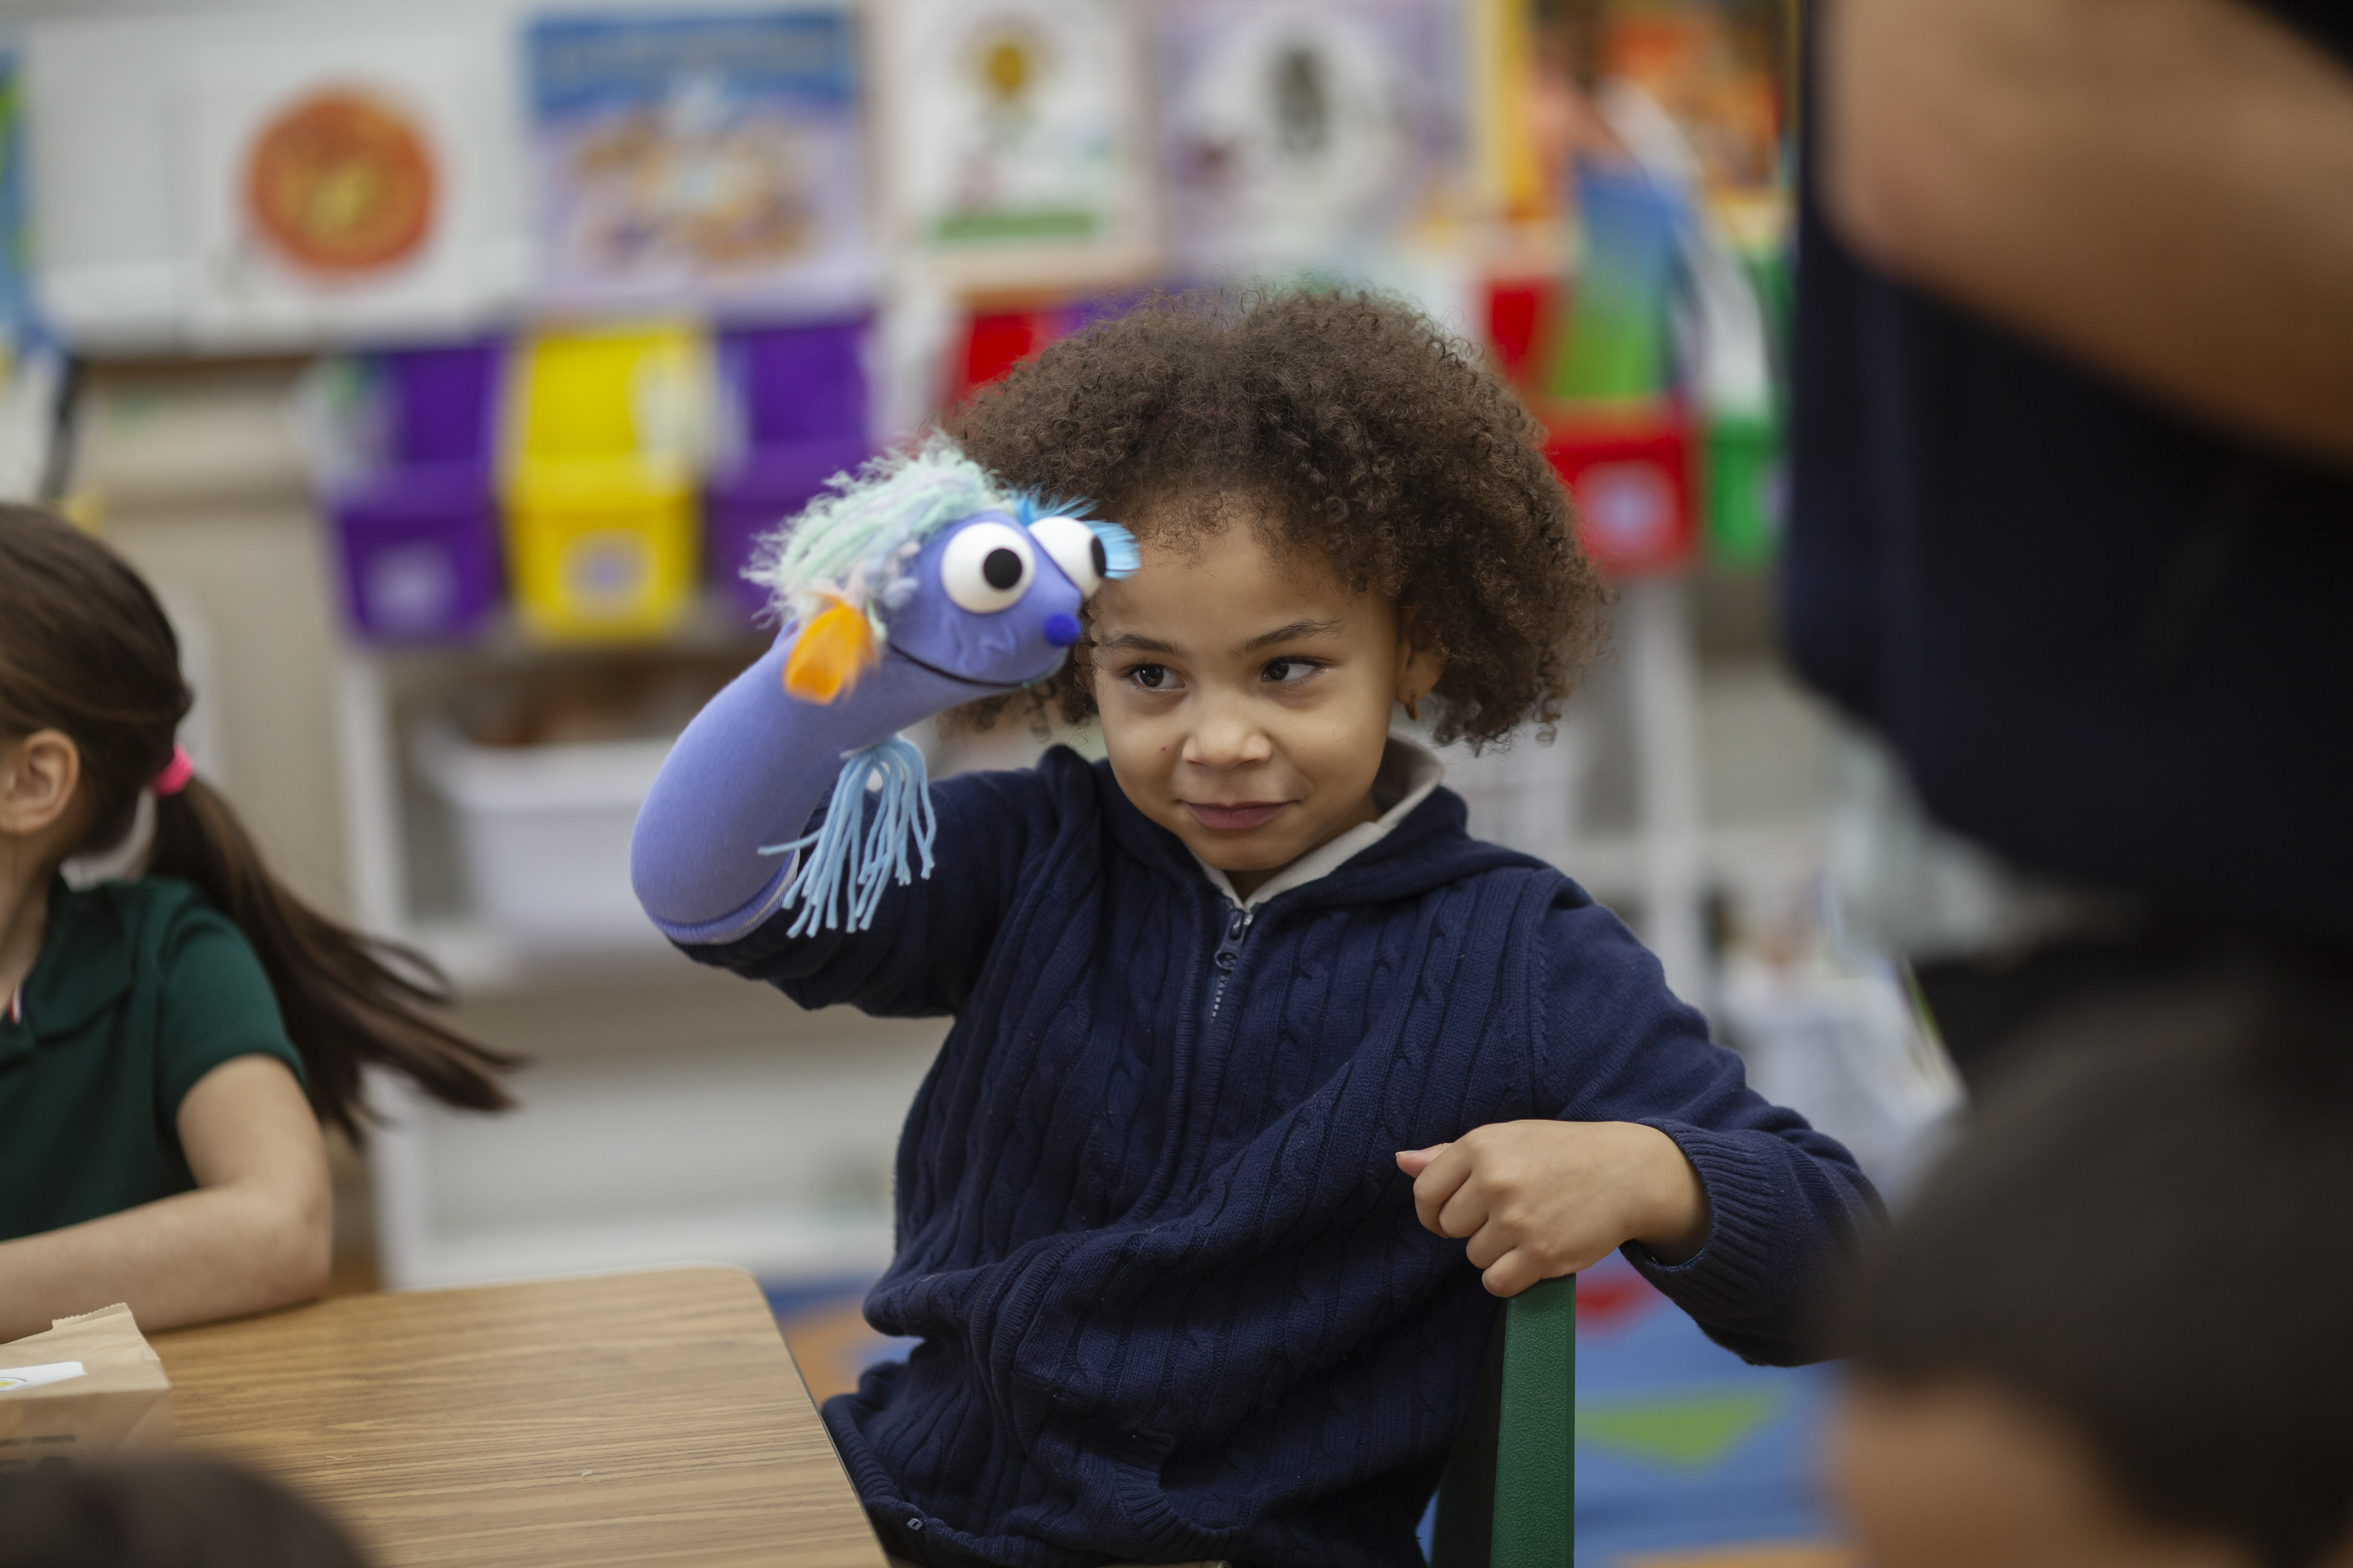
[747,434,1003,629]
[756,737,938,936]
[1009,490,1139,579]
[1089,518,1141,578]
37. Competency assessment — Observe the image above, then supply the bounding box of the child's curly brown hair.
[947,288,1609,748]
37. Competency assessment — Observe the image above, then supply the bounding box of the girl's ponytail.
[148,776,513,1137]
[0,504,514,1139]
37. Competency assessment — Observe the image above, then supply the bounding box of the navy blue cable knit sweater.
[686,747,1878,1568]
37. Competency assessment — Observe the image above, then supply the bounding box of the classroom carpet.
[768,1254,1856,1568]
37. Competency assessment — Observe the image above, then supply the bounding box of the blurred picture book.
[528,9,869,315]
[1154,0,1466,275]
[884,0,1153,288]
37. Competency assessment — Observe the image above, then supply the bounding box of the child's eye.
[1263,658,1320,684]
[1126,663,1182,692]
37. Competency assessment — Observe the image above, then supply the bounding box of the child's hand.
[1396,1122,1711,1298]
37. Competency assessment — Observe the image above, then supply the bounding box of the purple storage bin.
[389,342,501,465]
[328,342,503,644]
[708,321,871,618]
[332,464,502,643]
[724,319,866,445]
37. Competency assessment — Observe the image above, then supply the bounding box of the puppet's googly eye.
[1028,515,1107,600]
[940,521,1035,613]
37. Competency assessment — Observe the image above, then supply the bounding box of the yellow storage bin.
[505,455,700,641]
[503,322,711,642]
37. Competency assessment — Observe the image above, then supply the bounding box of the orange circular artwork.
[244,89,436,274]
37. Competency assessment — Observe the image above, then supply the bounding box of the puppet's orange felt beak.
[782,600,879,703]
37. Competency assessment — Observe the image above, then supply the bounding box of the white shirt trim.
[1191,734,1446,911]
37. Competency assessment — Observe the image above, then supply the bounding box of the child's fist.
[1396,1121,1711,1298]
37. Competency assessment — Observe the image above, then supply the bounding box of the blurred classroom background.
[0,0,1950,1560]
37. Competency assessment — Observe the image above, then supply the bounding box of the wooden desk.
[154,1267,887,1568]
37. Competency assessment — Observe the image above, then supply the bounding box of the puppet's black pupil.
[983,548,1024,590]
[1089,536,1108,578]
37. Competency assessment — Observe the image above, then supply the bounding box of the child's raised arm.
[630,628,1036,943]
[632,442,1129,950]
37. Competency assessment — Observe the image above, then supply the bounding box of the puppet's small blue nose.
[1043,613,1082,648]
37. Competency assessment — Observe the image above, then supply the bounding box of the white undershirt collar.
[1190,734,1446,911]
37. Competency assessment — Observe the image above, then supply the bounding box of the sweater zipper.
[1134,898,1258,1217]
[1208,904,1256,1020]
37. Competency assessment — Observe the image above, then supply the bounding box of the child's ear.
[1395,606,1446,707]
[0,729,83,838]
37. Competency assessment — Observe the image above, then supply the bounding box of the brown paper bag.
[0,1303,173,1470]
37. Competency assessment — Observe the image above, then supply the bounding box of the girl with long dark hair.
[0,506,510,1338]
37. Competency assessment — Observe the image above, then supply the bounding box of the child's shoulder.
[64,875,249,968]
[932,743,1136,831]
[1382,814,1677,979]
[1342,784,1581,901]
[76,872,216,924]
[29,877,276,1049]
[913,745,1136,890]
[931,742,1105,825]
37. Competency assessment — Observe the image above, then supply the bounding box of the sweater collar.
[1190,736,1445,911]
[1092,736,1538,911]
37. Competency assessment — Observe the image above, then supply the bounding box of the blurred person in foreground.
[0,1457,368,1568]
[1789,0,2353,1077]
[1835,949,2353,1568]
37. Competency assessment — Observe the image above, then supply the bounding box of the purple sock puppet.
[630,436,1137,945]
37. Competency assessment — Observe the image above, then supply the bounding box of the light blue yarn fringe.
[1086,517,1141,578]
[757,736,938,937]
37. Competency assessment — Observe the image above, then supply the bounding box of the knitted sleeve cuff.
[1620,1120,1789,1322]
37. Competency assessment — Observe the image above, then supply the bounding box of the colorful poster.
[528,10,869,315]
[177,34,511,344]
[882,0,1152,286]
[1154,0,1465,276]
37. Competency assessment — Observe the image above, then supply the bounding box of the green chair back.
[1428,1274,1576,1568]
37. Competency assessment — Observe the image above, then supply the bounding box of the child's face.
[1832,1377,2255,1568]
[1087,522,1440,893]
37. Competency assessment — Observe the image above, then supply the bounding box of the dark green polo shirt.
[0,875,306,1242]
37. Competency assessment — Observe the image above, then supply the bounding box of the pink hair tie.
[151,745,195,798]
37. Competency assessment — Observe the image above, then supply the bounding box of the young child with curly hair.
[631,290,1877,1568]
